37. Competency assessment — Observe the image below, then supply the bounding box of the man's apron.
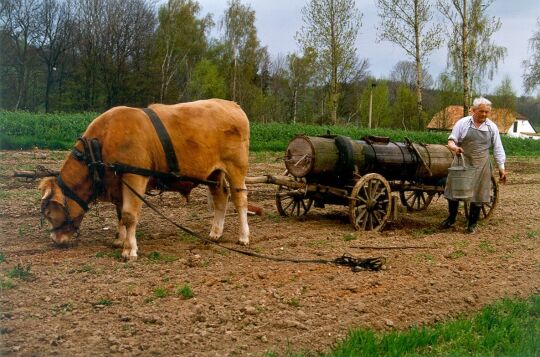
[445,125,492,203]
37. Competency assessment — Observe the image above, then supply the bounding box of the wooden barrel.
[284,135,366,177]
[413,144,453,178]
[284,136,338,177]
[285,135,453,180]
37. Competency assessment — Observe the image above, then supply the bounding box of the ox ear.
[38,177,55,201]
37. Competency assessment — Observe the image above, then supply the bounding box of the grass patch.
[0,277,16,290]
[6,263,33,281]
[92,299,112,307]
[147,251,177,263]
[447,250,466,260]
[526,230,538,239]
[479,240,496,254]
[320,296,540,357]
[415,253,435,263]
[153,287,169,298]
[287,298,301,308]
[176,283,194,299]
[0,251,5,263]
[343,233,357,242]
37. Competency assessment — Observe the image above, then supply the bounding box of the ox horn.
[41,186,53,200]
[39,178,55,200]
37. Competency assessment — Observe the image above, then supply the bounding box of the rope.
[121,178,385,271]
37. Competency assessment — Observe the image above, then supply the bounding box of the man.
[441,97,507,233]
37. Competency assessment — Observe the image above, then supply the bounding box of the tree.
[437,0,507,114]
[376,0,443,129]
[435,72,462,128]
[220,0,263,106]
[392,84,417,129]
[155,0,212,102]
[0,0,41,109]
[296,0,362,124]
[358,80,390,128]
[390,60,434,90]
[493,75,516,111]
[35,0,75,112]
[186,59,226,99]
[522,18,540,94]
[287,47,316,123]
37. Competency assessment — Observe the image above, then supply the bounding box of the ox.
[39,99,250,260]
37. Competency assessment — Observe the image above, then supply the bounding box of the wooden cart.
[246,134,498,231]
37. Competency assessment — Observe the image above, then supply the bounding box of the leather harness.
[49,108,217,218]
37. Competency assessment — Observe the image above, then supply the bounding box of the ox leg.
[208,172,229,240]
[120,175,148,261]
[113,205,125,248]
[228,171,249,245]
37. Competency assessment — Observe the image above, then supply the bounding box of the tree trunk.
[292,87,298,124]
[414,0,424,130]
[462,0,470,115]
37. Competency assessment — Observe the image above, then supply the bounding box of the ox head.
[39,177,86,246]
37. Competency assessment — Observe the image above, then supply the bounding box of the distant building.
[427,105,540,140]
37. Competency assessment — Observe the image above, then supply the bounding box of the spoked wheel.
[464,175,499,220]
[275,174,313,217]
[349,173,392,231]
[399,181,435,211]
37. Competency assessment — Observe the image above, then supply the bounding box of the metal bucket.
[446,155,476,199]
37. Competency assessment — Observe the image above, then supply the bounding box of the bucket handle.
[451,153,470,168]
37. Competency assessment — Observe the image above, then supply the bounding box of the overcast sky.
[194,0,539,96]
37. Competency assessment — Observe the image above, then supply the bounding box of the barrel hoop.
[392,141,407,179]
[334,136,355,175]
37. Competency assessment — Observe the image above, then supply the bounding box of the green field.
[273,296,539,356]
[1,111,540,156]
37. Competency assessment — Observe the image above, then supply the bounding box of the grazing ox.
[39,99,250,260]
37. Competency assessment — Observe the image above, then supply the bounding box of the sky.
[193,0,539,96]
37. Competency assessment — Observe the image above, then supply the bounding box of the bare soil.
[0,150,539,356]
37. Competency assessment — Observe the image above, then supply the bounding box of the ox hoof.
[122,255,138,262]
[122,250,138,261]
[112,238,124,248]
[238,237,249,246]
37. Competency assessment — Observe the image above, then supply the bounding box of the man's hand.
[447,140,464,155]
[499,168,507,184]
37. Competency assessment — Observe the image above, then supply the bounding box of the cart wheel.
[349,173,392,231]
[464,175,499,220]
[275,175,313,217]
[399,183,435,211]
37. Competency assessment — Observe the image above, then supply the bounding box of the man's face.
[472,104,491,123]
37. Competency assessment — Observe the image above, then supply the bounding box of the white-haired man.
[441,97,507,233]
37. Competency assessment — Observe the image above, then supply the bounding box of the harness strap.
[109,163,217,187]
[143,108,180,174]
[56,175,89,211]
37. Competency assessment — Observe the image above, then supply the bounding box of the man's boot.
[467,204,481,233]
[440,199,459,229]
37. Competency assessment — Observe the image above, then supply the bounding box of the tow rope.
[121,178,385,272]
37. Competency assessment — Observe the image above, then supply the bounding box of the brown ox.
[39,99,250,260]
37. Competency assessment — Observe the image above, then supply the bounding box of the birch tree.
[375,0,443,128]
[296,0,362,124]
[522,18,540,93]
[221,0,261,103]
[155,0,211,102]
[437,0,506,114]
